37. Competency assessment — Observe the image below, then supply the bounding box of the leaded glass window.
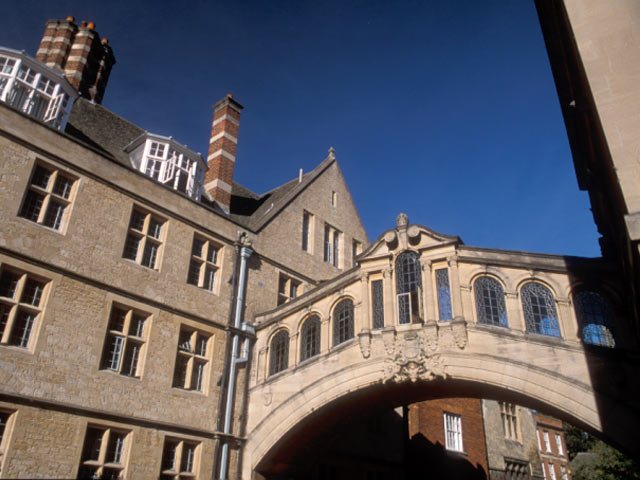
[371,280,384,329]
[436,268,452,320]
[396,251,422,325]
[521,283,561,337]
[269,330,289,376]
[333,299,354,346]
[574,291,615,347]
[474,276,508,327]
[300,315,321,361]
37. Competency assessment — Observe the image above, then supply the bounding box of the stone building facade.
[1,3,639,479]
[0,17,368,480]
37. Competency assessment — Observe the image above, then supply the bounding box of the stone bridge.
[243,216,640,478]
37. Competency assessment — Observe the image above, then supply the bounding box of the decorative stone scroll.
[383,330,446,384]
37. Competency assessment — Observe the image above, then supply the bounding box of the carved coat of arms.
[383,330,446,383]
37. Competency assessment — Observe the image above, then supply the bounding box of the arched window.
[396,251,422,324]
[474,276,508,327]
[574,291,615,347]
[521,283,561,337]
[300,315,321,361]
[269,330,289,376]
[333,299,354,346]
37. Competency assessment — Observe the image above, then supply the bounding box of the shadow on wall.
[406,433,488,480]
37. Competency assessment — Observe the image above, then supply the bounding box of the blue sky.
[3,0,601,257]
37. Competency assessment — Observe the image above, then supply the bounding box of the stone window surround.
[100,303,150,378]
[187,234,221,294]
[160,436,200,479]
[172,325,212,393]
[78,424,130,480]
[122,206,166,271]
[18,160,77,233]
[0,265,49,351]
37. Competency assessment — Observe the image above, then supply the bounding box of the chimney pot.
[87,21,96,29]
[80,21,87,27]
[101,37,109,44]
[66,16,75,22]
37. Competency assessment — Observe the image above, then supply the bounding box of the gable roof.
[64,99,355,233]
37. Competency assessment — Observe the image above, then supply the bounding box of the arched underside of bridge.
[243,325,640,478]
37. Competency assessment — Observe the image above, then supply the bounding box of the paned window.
[173,327,211,392]
[443,413,463,452]
[505,460,530,480]
[0,56,70,127]
[187,235,220,292]
[0,267,48,349]
[521,283,561,337]
[324,224,340,268]
[436,268,452,320]
[333,299,354,346]
[555,433,564,456]
[78,426,129,480]
[574,291,615,347]
[541,463,547,480]
[100,305,149,377]
[371,279,384,329]
[123,207,165,270]
[300,315,321,362]
[352,240,361,265]
[560,466,568,480]
[548,463,557,480]
[474,276,508,327]
[500,402,520,441]
[396,251,422,325]
[160,438,199,480]
[543,431,551,452]
[269,330,289,375]
[277,273,301,306]
[302,211,313,252]
[19,163,75,231]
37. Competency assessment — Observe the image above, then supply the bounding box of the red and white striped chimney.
[204,95,243,213]
[36,17,115,104]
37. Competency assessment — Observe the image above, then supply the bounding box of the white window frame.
[555,433,564,456]
[443,412,463,452]
[548,463,557,480]
[543,430,551,452]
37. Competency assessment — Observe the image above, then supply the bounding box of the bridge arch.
[246,220,640,478]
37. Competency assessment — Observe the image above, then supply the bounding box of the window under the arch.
[300,315,321,361]
[333,299,354,346]
[396,251,422,325]
[521,283,561,337]
[474,276,508,327]
[573,291,615,347]
[269,330,289,376]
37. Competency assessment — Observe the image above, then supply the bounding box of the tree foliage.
[564,423,640,480]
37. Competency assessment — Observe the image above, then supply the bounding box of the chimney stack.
[36,17,116,104]
[204,95,243,213]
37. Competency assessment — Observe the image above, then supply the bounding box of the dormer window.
[124,134,206,201]
[0,48,77,130]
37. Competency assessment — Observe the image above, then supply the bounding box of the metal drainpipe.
[218,242,253,480]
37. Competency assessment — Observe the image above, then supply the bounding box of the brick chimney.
[36,17,115,104]
[204,95,243,213]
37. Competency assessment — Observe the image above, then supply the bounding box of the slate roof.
[65,98,144,166]
[63,98,337,232]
